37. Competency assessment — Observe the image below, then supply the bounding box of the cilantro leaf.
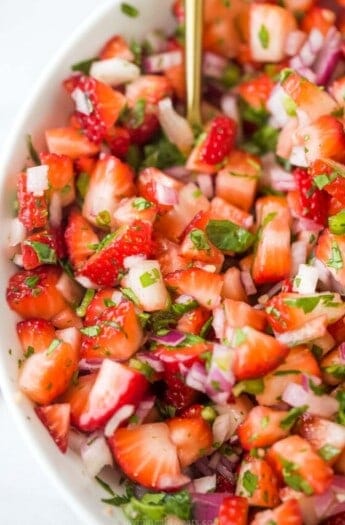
[71,57,98,75]
[206,219,255,253]
[142,135,185,170]
[318,444,340,461]
[258,24,270,49]
[279,405,308,431]
[242,470,258,496]
[283,294,335,314]
[327,241,344,270]
[190,229,211,251]
[26,134,40,165]
[329,210,345,235]
[120,3,139,17]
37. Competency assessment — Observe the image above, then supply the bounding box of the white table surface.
[0,1,105,523]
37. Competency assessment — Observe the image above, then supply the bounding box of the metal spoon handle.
[185,0,203,127]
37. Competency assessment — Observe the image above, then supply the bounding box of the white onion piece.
[284,30,307,56]
[26,165,49,196]
[49,192,62,227]
[212,306,226,341]
[68,429,88,453]
[220,94,240,125]
[313,259,332,289]
[196,174,214,199]
[129,395,156,426]
[212,413,233,445]
[155,180,179,205]
[193,475,217,494]
[267,85,290,128]
[241,271,257,296]
[293,264,319,294]
[298,29,324,67]
[81,436,113,477]
[56,327,81,349]
[143,50,182,73]
[176,294,195,305]
[71,87,93,115]
[13,253,23,267]
[290,241,308,277]
[56,272,83,304]
[203,51,227,78]
[289,145,308,167]
[276,316,326,347]
[186,362,208,393]
[123,254,147,269]
[144,30,167,53]
[75,275,99,289]
[206,344,235,404]
[121,259,169,312]
[78,358,102,372]
[282,382,339,418]
[158,98,194,154]
[313,331,336,355]
[90,58,140,86]
[104,404,134,437]
[9,218,26,246]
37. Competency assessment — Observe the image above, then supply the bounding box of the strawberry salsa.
[6,0,345,523]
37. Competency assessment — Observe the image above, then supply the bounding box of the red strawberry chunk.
[126,111,160,146]
[65,209,99,270]
[79,220,152,287]
[35,403,70,453]
[163,372,199,413]
[17,172,48,231]
[218,496,248,525]
[105,126,131,159]
[21,231,57,270]
[293,167,329,226]
[199,116,237,165]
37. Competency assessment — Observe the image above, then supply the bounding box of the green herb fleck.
[24,241,56,264]
[323,364,345,379]
[206,219,255,253]
[314,174,330,190]
[26,134,40,165]
[132,197,152,211]
[281,459,314,495]
[190,229,210,251]
[25,275,40,288]
[233,378,264,396]
[329,210,345,235]
[242,470,258,496]
[24,346,35,359]
[80,325,101,337]
[318,444,340,461]
[96,210,111,228]
[258,24,270,49]
[140,268,160,288]
[46,338,61,356]
[120,3,139,17]
[71,57,98,75]
[279,405,308,431]
[327,241,344,270]
[121,287,141,306]
[76,172,90,199]
[76,289,95,317]
[283,294,335,314]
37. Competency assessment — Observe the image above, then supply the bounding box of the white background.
[0,1,105,523]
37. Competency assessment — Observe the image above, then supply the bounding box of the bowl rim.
[0,1,154,523]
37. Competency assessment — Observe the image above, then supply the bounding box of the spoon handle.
[185,0,203,127]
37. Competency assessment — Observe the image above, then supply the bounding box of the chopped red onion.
[212,306,226,341]
[191,493,228,523]
[315,27,343,85]
[290,240,308,277]
[79,358,102,372]
[339,343,345,362]
[155,181,179,205]
[135,353,164,373]
[104,404,134,437]
[129,395,156,427]
[299,29,324,67]
[164,165,191,181]
[194,456,214,477]
[81,435,113,477]
[196,174,214,199]
[212,413,233,445]
[282,382,339,418]
[143,50,182,73]
[284,30,307,56]
[185,362,208,393]
[203,52,228,79]
[151,329,186,346]
[241,270,257,296]
[68,429,88,453]
[220,94,240,125]
[313,487,335,519]
[292,217,324,234]
[193,475,217,494]
[276,315,327,346]
[209,452,222,470]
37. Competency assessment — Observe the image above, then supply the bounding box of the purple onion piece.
[339,343,345,362]
[150,329,186,346]
[191,493,228,523]
[314,27,343,86]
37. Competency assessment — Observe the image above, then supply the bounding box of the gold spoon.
[185,0,203,127]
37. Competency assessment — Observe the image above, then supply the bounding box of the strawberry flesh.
[293,167,329,226]
[200,116,237,165]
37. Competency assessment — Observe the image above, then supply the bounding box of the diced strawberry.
[165,268,223,310]
[215,150,260,212]
[61,373,97,428]
[125,75,172,106]
[73,360,148,432]
[39,152,75,206]
[35,403,70,453]
[165,63,186,101]
[154,182,210,242]
[292,167,329,226]
[328,316,345,344]
[163,373,199,413]
[108,422,190,490]
[301,6,336,36]
[249,4,297,62]
[232,326,289,380]
[125,110,160,146]
[45,127,100,159]
[64,209,99,270]
[324,512,345,525]
[52,306,82,330]
[99,35,134,61]
[80,299,143,360]
[177,306,211,335]
[296,414,345,465]
[137,167,183,214]
[172,0,184,23]
[113,197,158,227]
[179,404,204,419]
[167,417,213,468]
[266,292,345,333]
[18,326,79,405]
[17,319,56,352]
[251,499,302,525]
[321,344,345,386]
[238,73,274,110]
[200,116,237,166]
[316,229,345,288]
[257,346,321,406]
[218,496,248,525]
[21,231,57,270]
[223,299,266,332]
[17,172,48,231]
[237,456,280,507]
[266,435,333,495]
[238,406,291,450]
[74,155,96,175]
[104,126,130,159]
[252,196,292,285]
[222,267,248,303]
[6,267,67,320]
[79,220,152,287]
[297,115,345,164]
[50,224,67,260]
[180,227,224,270]
[64,74,126,143]
[82,154,135,228]
[216,474,236,493]
[210,197,253,230]
[281,71,337,121]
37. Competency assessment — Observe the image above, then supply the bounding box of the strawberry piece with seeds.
[21,231,57,270]
[199,115,237,165]
[218,496,248,525]
[35,403,70,453]
[64,209,99,270]
[17,172,48,231]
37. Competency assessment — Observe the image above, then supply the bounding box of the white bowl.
[0,1,174,523]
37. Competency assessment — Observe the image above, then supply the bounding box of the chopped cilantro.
[242,470,258,496]
[129,358,154,380]
[243,125,278,155]
[329,210,345,235]
[142,135,185,170]
[318,444,340,461]
[25,275,40,288]
[71,57,98,75]
[190,229,211,251]
[120,3,139,17]
[279,405,308,431]
[261,415,270,428]
[200,316,213,339]
[327,242,344,270]
[121,287,141,306]
[336,391,345,425]
[76,289,95,317]
[132,197,152,211]
[140,268,160,288]
[171,300,198,315]
[46,338,61,356]
[273,369,300,376]
[282,95,297,117]
[80,325,101,337]
[23,346,35,359]
[76,172,90,199]
[24,241,56,264]
[130,40,142,66]
[26,134,40,165]
[233,378,264,396]
[283,294,335,314]
[323,364,345,379]
[308,379,327,396]
[206,219,255,253]
[281,459,313,495]
[314,174,331,190]
[95,210,111,228]
[280,68,293,83]
[258,24,270,49]
[221,63,240,88]
[232,328,247,346]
